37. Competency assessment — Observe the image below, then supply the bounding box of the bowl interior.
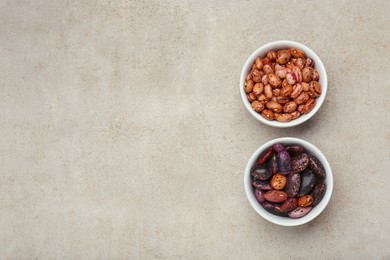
[244,137,333,226]
[240,40,328,128]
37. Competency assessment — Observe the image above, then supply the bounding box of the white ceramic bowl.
[244,137,333,226]
[240,40,328,128]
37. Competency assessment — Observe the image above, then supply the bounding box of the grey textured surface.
[1,0,390,259]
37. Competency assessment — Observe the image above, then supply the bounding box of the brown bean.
[251,100,265,112]
[257,94,267,101]
[310,81,321,94]
[295,58,305,70]
[262,57,272,66]
[246,73,252,81]
[267,51,277,61]
[253,83,264,96]
[290,83,303,99]
[255,57,263,70]
[264,84,273,100]
[274,113,292,122]
[312,69,319,81]
[283,101,297,113]
[290,111,301,120]
[273,88,281,96]
[286,61,295,70]
[302,67,312,83]
[251,69,262,83]
[245,80,254,93]
[276,96,289,104]
[295,92,310,105]
[308,91,318,99]
[247,93,256,102]
[301,82,310,92]
[261,109,274,120]
[289,48,305,58]
[305,57,314,67]
[297,104,305,113]
[266,100,283,113]
[276,50,291,65]
[302,99,316,114]
[280,84,293,97]
[268,73,282,88]
[263,64,274,75]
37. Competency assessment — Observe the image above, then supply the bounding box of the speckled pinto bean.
[245,48,322,122]
[251,143,327,218]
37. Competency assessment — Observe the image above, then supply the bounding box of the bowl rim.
[240,40,328,128]
[244,137,333,226]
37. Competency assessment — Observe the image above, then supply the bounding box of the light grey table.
[1,0,389,259]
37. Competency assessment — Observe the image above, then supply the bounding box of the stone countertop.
[1,1,389,259]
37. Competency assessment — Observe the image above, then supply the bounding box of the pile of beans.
[244,48,321,122]
[251,143,326,218]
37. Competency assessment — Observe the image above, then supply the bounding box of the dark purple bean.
[288,206,312,218]
[291,153,309,173]
[254,189,265,203]
[285,172,300,197]
[256,147,274,165]
[278,197,298,213]
[252,180,272,190]
[276,150,291,175]
[268,154,278,174]
[273,143,286,153]
[251,165,273,181]
[286,145,304,155]
[311,182,326,206]
[308,155,326,179]
[262,201,287,217]
[298,170,317,196]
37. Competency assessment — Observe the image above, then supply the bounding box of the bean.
[251,100,265,112]
[288,206,312,218]
[275,113,292,122]
[276,50,291,65]
[283,101,297,113]
[285,172,300,197]
[255,57,263,70]
[290,83,303,99]
[253,83,264,96]
[261,109,274,121]
[266,101,283,113]
[264,190,288,203]
[264,84,273,99]
[302,99,316,114]
[302,67,312,82]
[289,48,305,58]
[267,51,277,61]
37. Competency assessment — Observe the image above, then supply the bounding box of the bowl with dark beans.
[244,137,333,226]
[240,40,327,127]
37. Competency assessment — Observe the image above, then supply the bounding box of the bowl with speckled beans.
[240,40,327,127]
[244,137,333,226]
